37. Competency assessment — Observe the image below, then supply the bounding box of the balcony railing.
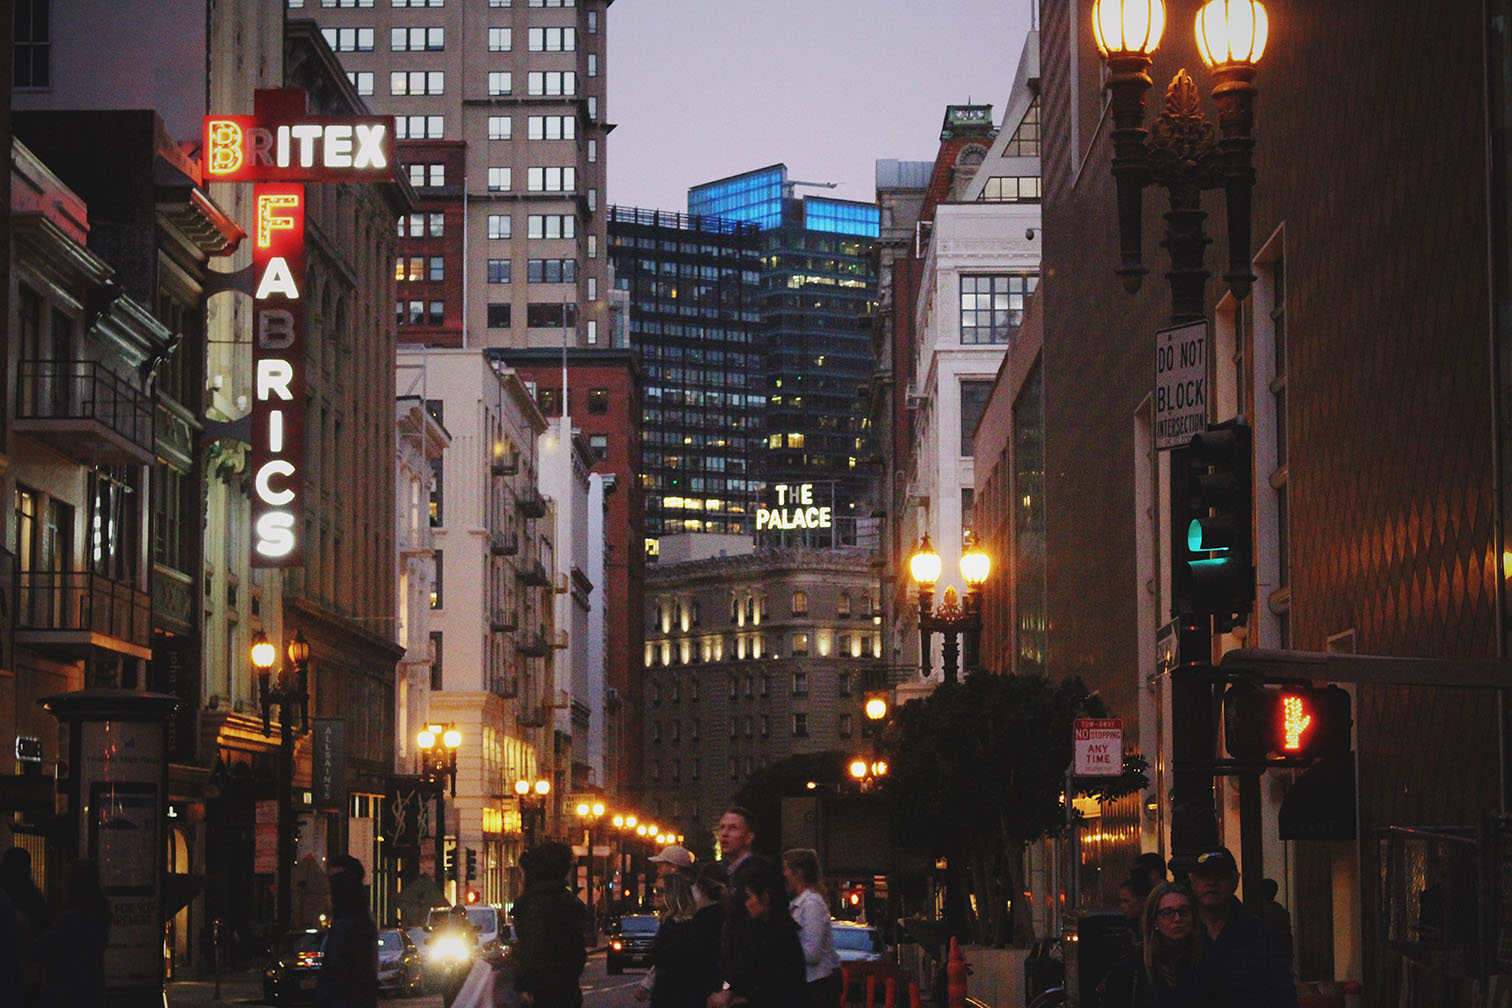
[491,451,520,477]
[517,560,550,587]
[515,628,550,656]
[491,532,520,556]
[14,360,155,464]
[490,608,518,633]
[16,571,152,652]
[517,487,548,518]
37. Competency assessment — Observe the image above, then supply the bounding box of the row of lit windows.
[653,591,876,633]
[297,0,588,11]
[644,631,881,668]
[397,300,444,326]
[406,165,596,207]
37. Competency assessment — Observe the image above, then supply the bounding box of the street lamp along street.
[909,532,992,683]
[1088,0,1269,879]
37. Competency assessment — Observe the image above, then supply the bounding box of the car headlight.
[426,935,472,962]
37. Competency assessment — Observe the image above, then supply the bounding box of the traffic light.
[444,848,457,880]
[465,888,479,904]
[1224,682,1352,761]
[1172,420,1254,630]
[465,847,478,882]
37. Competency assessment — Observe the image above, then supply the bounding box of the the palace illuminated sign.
[756,483,833,531]
[205,90,395,567]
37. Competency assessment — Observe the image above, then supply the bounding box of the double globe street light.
[1089,0,1269,877]
[418,724,461,892]
[251,629,311,934]
[909,532,992,683]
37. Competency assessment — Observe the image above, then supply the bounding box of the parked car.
[606,913,659,974]
[465,904,507,964]
[263,929,327,1004]
[831,921,886,963]
[377,927,423,997]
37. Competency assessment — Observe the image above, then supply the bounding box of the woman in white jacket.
[782,848,842,1008]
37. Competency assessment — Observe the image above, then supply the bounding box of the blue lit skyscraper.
[689,165,880,549]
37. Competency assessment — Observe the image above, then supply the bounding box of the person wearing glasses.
[1099,882,1217,1008]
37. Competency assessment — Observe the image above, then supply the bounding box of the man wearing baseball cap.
[1189,846,1297,1007]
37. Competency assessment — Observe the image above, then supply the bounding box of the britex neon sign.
[204,90,395,567]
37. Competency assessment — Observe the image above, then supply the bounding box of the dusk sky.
[607,0,1038,214]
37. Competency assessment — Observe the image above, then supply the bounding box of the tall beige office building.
[295,0,613,351]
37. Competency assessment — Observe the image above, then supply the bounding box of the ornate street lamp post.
[1090,0,1269,876]
[252,629,310,935]
[575,801,605,936]
[514,777,551,848]
[910,533,992,683]
[418,724,461,894]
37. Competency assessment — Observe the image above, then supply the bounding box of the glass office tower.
[689,166,880,549]
[608,207,764,558]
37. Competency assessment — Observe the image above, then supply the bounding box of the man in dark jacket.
[1190,847,1297,1008]
[708,806,778,1008]
[512,841,588,1008]
[314,855,378,1008]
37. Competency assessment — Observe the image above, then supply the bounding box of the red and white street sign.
[1073,718,1123,776]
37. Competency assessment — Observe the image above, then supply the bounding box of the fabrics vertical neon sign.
[204,90,394,567]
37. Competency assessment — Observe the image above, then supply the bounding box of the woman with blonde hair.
[647,872,721,1008]
[1100,881,1219,1008]
[781,848,841,1008]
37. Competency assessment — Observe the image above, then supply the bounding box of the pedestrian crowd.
[1098,845,1298,1008]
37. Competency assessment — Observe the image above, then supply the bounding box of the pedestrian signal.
[1224,682,1352,761]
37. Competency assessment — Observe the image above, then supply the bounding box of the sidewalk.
[164,970,264,1007]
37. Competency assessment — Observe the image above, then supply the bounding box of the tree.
[877,674,1146,947]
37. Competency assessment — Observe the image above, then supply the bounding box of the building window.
[791,591,808,616]
[430,550,443,608]
[526,258,576,283]
[487,215,511,240]
[347,71,374,95]
[487,259,512,284]
[528,214,576,239]
[407,163,445,188]
[488,27,512,51]
[587,53,598,77]
[587,278,597,301]
[791,672,808,696]
[487,71,512,96]
[526,303,576,329]
[527,115,576,141]
[487,304,511,328]
[323,26,375,51]
[588,388,609,414]
[586,10,597,31]
[838,714,853,738]
[980,176,1042,203]
[960,379,993,457]
[589,435,608,461]
[488,115,512,140]
[527,26,575,51]
[527,71,576,96]
[428,455,443,525]
[488,167,512,192]
[837,592,851,617]
[960,273,1037,345]
[389,26,442,50]
[792,633,809,657]
[792,713,808,738]
[398,212,445,237]
[390,70,445,95]
[587,320,598,343]
[396,115,444,139]
[14,0,50,87]
[527,167,576,193]
[427,257,445,282]
[393,0,443,6]
[528,0,575,6]
[430,632,443,689]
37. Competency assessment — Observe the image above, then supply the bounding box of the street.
[165,950,647,1008]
